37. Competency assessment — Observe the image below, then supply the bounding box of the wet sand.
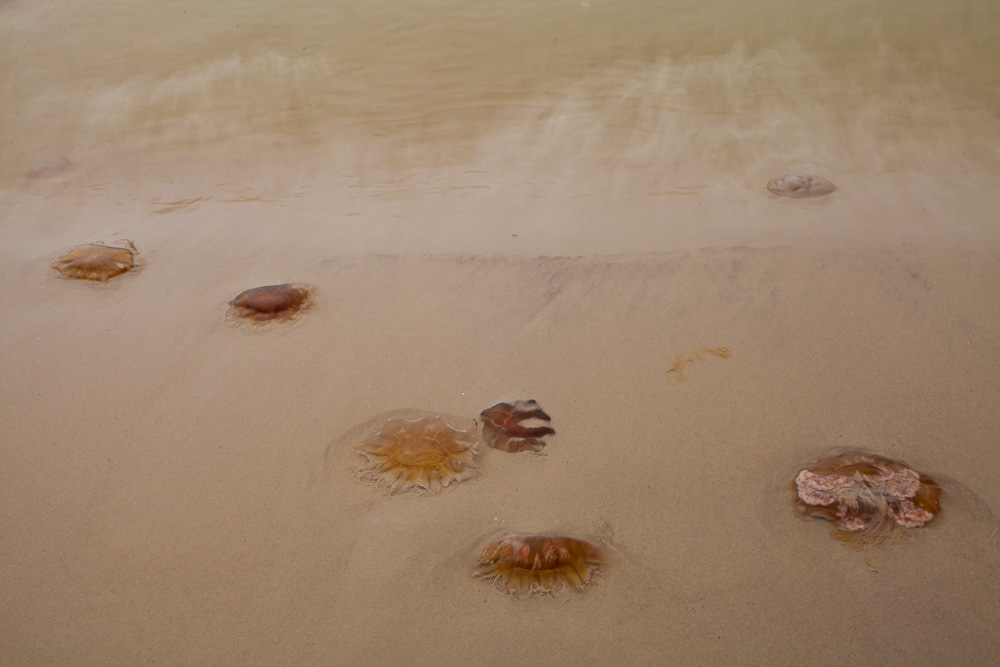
[2,0,1000,665]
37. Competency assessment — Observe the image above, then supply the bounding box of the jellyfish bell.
[480,400,555,454]
[27,157,75,180]
[766,173,836,199]
[51,241,138,282]
[473,532,608,598]
[793,451,942,548]
[347,410,485,496]
[226,284,313,326]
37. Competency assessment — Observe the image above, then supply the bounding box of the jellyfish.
[473,533,608,598]
[226,284,313,325]
[766,173,836,198]
[793,451,942,548]
[666,345,730,382]
[351,411,484,496]
[51,241,137,281]
[27,157,75,179]
[480,400,555,454]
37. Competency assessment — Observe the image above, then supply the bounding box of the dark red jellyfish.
[793,451,942,548]
[51,241,137,281]
[480,400,555,454]
[473,533,608,598]
[767,173,836,198]
[226,284,313,326]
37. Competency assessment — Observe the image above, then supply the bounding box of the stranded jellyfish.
[226,284,313,326]
[794,451,942,548]
[352,411,484,496]
[51,241,137,281]
[27,157,75,179]
[667,345,730,382]
[480,400,555,454]
[766,173,836,198]
[474,533,608,598]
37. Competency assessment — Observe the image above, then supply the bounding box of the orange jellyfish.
[474,533,608,598]
[226,284,313,325]
[767,173,836,198]
[480,400,555,454]
[793,451,942,548]
[352,412,484,496]
[51,241,137,281]
[666,345,730,382]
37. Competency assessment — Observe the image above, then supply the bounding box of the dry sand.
[2,0,1000,665]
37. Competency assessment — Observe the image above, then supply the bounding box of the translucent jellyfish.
[793,451,942,548]
[473,533,608,598]
[480,400,555,454]
[766,173,836,198]
[352,412,484,496]
[51,241,137,281]
[27,157,75,179]
[226,284,313,326]
[666,345,730,382]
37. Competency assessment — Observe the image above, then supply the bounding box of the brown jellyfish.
[226,284,313,326]
[351,411,484,496]
[473,533,608,598]
[51,241,137,281]
[766,173,836,198]
[793,451,942,548]
[480,400,555,454]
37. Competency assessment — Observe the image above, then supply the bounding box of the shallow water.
[3,0,1000,255]
[1,1,999,665]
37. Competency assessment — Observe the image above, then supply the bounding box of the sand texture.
[2,0,1000,665]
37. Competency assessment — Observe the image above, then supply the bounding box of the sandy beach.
[2,1,999,665]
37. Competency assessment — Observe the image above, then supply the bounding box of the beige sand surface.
[2,1,1000,665]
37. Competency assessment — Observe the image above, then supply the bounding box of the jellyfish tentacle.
[561,564,586,588]
[388,467,416,494]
